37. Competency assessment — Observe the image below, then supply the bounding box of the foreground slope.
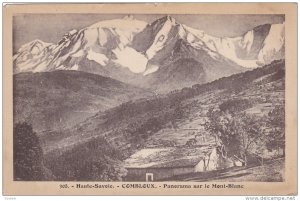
[42,60,285,181]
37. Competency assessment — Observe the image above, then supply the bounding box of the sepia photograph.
[3,3,297,196]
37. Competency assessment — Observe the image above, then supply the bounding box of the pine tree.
[14,122,43,180]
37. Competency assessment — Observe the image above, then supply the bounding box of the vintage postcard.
[3,3,297,195]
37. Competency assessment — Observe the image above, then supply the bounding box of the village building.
[123,146,222,181]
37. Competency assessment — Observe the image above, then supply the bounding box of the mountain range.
[13,15,285,93]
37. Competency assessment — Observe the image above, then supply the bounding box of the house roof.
[124,146,214,169]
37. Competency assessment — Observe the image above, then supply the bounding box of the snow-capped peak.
[258,23,285,63]
[145,16,179,59]
[123,14,135,20]
[165,15,176,25]
[88,17,147,32]
[68,29,78,35]
[17,39,53,54]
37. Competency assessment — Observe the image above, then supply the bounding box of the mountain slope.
[13,70,153,132]
[67,60,284,151]
[42,60,285,181]
[138,36,245,92]
[142,58,207,92]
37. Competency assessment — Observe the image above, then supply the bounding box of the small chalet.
[123,146,221,181]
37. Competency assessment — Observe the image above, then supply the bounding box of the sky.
[13,14,284,52]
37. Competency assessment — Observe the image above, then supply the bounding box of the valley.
[14,70,153,132]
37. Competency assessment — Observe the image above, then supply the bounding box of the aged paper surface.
[3,3,297,195]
